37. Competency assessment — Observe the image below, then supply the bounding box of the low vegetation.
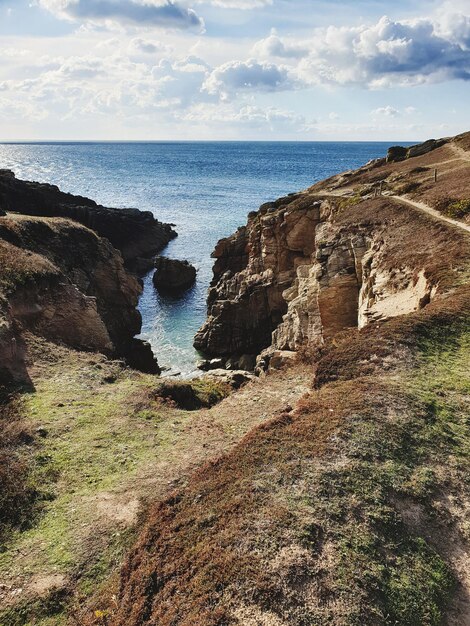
[434,197,470,219]
[0,392,41,548]
[155,378,231,411]
[78,287,469,626]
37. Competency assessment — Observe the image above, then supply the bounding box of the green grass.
[0,357,187,624]
[288,321,470,624]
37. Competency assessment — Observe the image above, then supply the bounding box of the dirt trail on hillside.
[450,142,470,163]
[390,195,470,234]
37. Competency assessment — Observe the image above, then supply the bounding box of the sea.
[0,141,399,376]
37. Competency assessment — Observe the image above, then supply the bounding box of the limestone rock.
[268,350,298,371]
[153,257,196,293]
[194,194,321,357]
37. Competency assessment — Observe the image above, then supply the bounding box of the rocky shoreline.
[0,169,177,271]
[195,134,467,374]
[1,133,469,626]
[0,170,178,384]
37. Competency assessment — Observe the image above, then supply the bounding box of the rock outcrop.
[386,137,449,163]
[194,195,321,357]
[153,257,196,293]
[0,170,176,269]
[195,134,468,371]
[0,213,159,385]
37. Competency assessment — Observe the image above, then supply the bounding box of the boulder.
[209,358,225,370]
[205,369,256,389]
[268,350,298,371]
[195,357,227,371]
[153,257,196,293]
[121,339,160,375]
[386,146,408,163]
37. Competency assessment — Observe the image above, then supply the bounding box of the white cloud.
[371,105,400,117]
[289,14,470,87]
[177,101,312,135]
[128,38,167,55]
[38,0,205,31]
[206,0,272,9]
[252,30,308,59]
[202,58,295,99]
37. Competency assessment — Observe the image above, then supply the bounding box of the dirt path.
[449,142,470,163]
[390,195,470,235]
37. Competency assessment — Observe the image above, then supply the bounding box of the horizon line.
[0,138,417,145]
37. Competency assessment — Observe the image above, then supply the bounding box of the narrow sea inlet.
[0,141,393,375]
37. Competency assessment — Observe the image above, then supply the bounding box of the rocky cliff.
[195,133,470,371]
[0,212,159,385]
[0,170,176,269]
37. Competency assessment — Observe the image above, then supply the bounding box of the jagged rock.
[0,170,177,266]
[153,257,196,293]
[194,196,322,357]
[121,339,160,375]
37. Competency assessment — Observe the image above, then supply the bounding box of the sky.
[0,0,469,140]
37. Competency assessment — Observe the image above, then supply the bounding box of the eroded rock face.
[194,196,323,357]
[386,138,449,163]
[196,188,440,371]
[153,257,196,293]
[0,214,160,384]
[0,170,176,267]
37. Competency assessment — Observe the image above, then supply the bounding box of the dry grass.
[75,285,470,626]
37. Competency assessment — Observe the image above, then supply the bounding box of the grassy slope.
[0,337,310,626]
[94,289,469,626]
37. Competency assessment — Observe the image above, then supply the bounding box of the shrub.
[434,196,470,219]
[446,199,470,219]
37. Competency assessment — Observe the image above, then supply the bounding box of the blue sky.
[0,0,469,140]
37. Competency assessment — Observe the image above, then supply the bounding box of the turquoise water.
[0,141,397,375]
